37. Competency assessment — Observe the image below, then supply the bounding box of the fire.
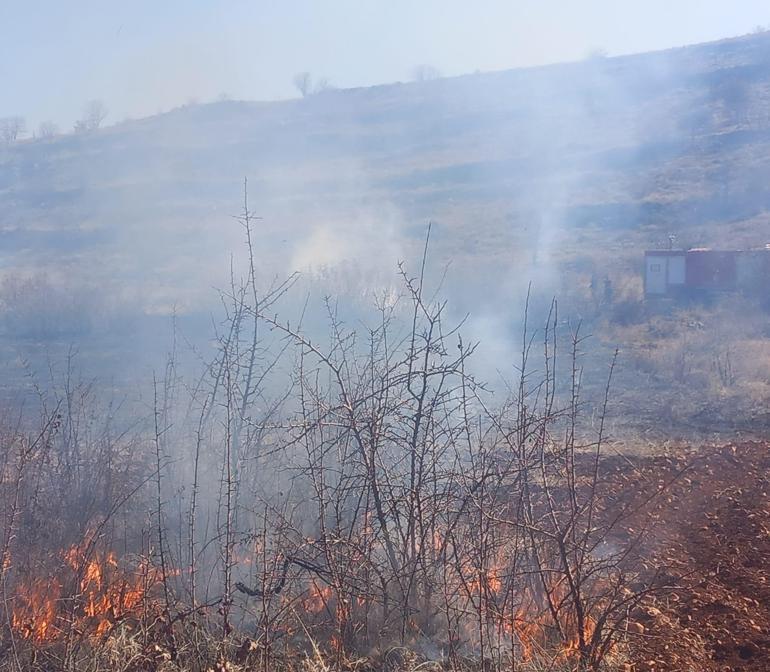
[505,580,600,663]
[302,583,333,614]
[11,540,158,642]
[12,577,60,641]
[451,545,602,664]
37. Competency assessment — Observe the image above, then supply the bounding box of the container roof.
[645,250,686,256]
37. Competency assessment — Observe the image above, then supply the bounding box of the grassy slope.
[1,31,770,434]
[3,32,770,276]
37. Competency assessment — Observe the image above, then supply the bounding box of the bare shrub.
[37,121,59,139]
[0,204,667,671]
[0,116,26,144]
[74,100,108,133]
[293,72,313,98]
[412,65,441,82]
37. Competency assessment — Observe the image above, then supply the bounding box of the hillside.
[1,25,770,672]
[1,32,770,433]
[3,32,770,306]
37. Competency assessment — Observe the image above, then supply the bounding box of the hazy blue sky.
[2,0,770,128]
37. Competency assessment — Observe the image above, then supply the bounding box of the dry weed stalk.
[0,203,666,672]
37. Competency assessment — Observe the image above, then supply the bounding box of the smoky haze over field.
[2,27,770,430]
[3,8,770,671]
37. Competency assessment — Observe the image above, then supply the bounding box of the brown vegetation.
[0,212,766,671]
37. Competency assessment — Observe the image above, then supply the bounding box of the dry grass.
[0,624,630,672]
[595,291,770,443]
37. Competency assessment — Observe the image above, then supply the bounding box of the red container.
[685,250,738,290]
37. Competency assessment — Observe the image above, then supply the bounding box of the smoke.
[287,199,408,305]
[2,32,770,403]
[4,30,770,670]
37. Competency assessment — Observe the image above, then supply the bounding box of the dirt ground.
[615,441,770,671]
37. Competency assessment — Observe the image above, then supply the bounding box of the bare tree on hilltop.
[314,76,334,93]
[0,116,26,144]
[293,71,313,98]
[293,72,335,97]
[37,121,59,139]
[74,100,108,133]
[412,64,441,81]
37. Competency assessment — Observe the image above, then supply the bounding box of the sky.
[2,0,770,129]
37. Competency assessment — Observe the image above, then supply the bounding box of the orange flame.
[302,583,333,614]
[446,539,602,664]
[12,541,159,642]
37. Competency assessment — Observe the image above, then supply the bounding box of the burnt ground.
[614,441,770,671]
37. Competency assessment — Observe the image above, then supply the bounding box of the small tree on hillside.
[37,121,59,139]
[412,64,441,82]
[0,117,26,144]
[74,100,108,133]
[314,76,334,93]
[293,72,313,98]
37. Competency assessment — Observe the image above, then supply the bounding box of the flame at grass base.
[11,541,158,643]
